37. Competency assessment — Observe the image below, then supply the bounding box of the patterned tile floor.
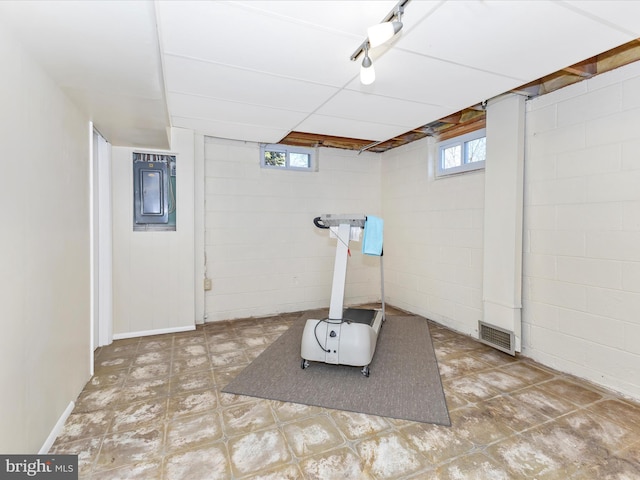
[51,306,640,479]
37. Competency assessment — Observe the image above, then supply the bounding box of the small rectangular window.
[465,137,486,163]
[261,144,315,171]
[437,129,486,177]
[264,150,286,167]
[442,144,462,169]
[289,152,310,168]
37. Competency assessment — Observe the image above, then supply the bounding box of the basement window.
[436,129,486,177]
[260,144,316,171]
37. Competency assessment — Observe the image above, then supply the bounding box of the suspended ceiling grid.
[1,1,639,151]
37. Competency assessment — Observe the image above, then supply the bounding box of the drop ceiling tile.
[164,56,338,112]
[563,1,640,36]
[157,1,359,85]
[233,0,395,35]
[396,0,635,81]
[296,114,413,142]
[350,50,522,115]
[168,92,309,128]
[316,89,451,129]
[171,116,289,145]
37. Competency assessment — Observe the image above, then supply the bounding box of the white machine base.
[300,308,384,377]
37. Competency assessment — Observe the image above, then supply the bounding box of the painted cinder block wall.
[522,61,640,399]
[381,137,485,337]
[383,61,640,400]
[203,137,383,321]
[110,61,640,402]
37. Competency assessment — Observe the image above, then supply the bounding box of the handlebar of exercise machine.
[313,214,366,229]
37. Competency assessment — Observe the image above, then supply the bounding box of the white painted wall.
[483,94,526,352]
[382,64,640,401]
[0,26,91,452]
[381,138,485,336]
[523,61,640,399]
[111,128,196,336]
[204,138,382,321]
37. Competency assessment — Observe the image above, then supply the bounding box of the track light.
[349,0,409,85]
[367,9,403,48]
[360,43,375,85]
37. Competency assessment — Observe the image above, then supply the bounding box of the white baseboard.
[40,401,75,454]
[113,324,196,340]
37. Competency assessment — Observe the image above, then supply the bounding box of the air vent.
[478,321,515,356]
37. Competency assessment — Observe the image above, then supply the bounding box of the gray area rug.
[222,315,451,426]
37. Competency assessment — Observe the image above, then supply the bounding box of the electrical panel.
[133,153,176,231]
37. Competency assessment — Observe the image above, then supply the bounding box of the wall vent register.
[478,320,515,356]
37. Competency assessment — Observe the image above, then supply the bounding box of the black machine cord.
[313,316,361,352]
[314,318,339,353]
[313,216,330,229]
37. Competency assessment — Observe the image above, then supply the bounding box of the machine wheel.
[301,358,309,370]
[361,365,370,377]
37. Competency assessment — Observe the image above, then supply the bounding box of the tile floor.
[51,306,640,479]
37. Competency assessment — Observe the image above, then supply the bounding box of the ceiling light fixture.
[360,42,375,85]
[367,5,404,48]
[350,0,410,85]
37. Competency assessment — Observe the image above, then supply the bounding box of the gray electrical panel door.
[134,162,169,225]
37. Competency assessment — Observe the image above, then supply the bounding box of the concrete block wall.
[523,61,640,399]
[381,138,485,336]
[204,137,382,321]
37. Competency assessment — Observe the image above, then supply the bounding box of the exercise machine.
[300,214,384,377]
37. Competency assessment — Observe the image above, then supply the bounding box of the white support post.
[482,93,525,352]
[328,223,351,320]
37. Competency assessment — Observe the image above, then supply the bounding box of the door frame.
[90,124,113,372]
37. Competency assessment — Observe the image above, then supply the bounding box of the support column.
[328,223,351,320]
[482,94,526,352]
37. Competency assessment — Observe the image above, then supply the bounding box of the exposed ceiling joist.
[563,58,597,78]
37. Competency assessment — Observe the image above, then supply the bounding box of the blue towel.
[362,215,383,256]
